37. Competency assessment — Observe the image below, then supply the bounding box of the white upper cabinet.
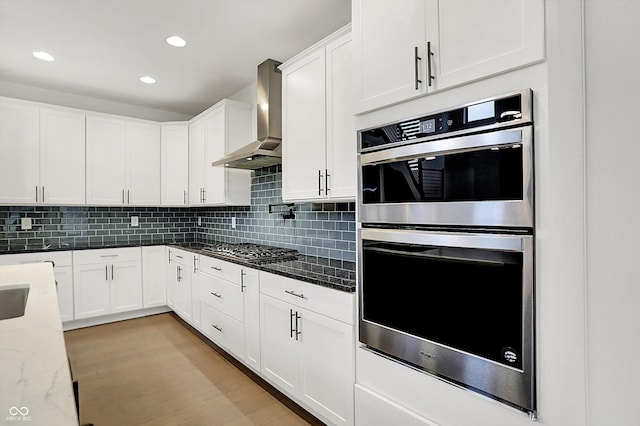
[161,123,189,206]
[86,115,160,205]
[352,0,428,114]
[282,25,355,202]
[188,99,252,206]
[126,121,161,205]
[352,0,545,113]
[0,98,85,205]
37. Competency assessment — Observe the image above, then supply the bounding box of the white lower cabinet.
[0,251,74,322]
[354,385,438,426]
[142,245,167,308]
[193,254,261,372]
[260,272,355,426]
[166,247,193,323]
[72,247,142,320]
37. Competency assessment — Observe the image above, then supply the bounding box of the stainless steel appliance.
[357,89,536,416]
[199,243,298,264]
[212,59,283,170]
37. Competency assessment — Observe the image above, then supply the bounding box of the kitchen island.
[0,263,78,425]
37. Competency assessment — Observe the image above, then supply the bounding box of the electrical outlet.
[231,217,236,229]
[20,217,32,230]
[131,216,139,227]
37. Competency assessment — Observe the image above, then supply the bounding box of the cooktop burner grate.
[200,243,299,264]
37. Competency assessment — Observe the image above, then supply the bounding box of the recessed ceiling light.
[33,51,54,61]
[166,36,187,47]
[140,76,156,84]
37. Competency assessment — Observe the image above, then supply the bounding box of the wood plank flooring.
[64,313,321,426]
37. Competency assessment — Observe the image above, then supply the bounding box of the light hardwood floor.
[64,313,321,426]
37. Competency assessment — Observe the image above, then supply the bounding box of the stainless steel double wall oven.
[357,89,536,415]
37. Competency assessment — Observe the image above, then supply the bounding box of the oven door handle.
[360,126,530,166]
[360,227,530,252]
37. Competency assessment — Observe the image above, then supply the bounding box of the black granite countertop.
[1,240,356,293]
[168,242,356,293]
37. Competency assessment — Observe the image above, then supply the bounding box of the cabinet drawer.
[198,273,244,323]
[0,250,72,267]
[73,247,141,265]
[260,271,355,324]
[167,247,193,267]
[198,255,242,284]
[200,302,245,359]
[355,385,439,426]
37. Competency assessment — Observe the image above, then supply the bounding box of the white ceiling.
[0,0,351,119]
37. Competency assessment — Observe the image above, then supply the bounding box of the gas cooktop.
[199,243,299,265]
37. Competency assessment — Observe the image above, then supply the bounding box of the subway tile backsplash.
[0,166,356,262]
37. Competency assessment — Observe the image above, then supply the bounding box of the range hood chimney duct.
[212,59,283,169]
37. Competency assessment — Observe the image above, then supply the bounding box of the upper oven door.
[358,125,533,228]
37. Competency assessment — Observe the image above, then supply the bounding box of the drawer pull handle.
[100,255,119,258]
[211,292,222,298]
[211,324,223,332]
[211,266,222,271]
[175,255,183,259]
[285,290,305,299]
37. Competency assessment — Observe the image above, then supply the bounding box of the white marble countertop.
[0,263,78,426]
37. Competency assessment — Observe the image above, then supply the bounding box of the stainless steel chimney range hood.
[212,59,282,170]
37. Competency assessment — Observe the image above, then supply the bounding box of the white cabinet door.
[429,0,544,91]
[203,108,226,205]
[86,115,127,205]
[54,265,74,322]
[0,99,39,204]
[40,108,86,205]
[110,260,142,313]
[326,32,356,200]
[166,261,177,310]
[160,123,189,206]
[73,263,111,319]
[174,263,193,323]
[243,267,261,372]
[188,117,205,205]
[282,48,327,201]
[126,121,160,206]
[260,294,298,395]
[298,308,355,426]
[355,385,437,426]
[142,245,167,308]
[352,0,427,113]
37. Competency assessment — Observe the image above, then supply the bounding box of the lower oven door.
[358,227,535,413]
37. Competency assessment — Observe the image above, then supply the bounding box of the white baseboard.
[63,306,172,331]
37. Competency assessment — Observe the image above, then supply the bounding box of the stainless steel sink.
[0,284,30,320]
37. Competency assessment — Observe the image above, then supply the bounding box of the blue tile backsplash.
[0,165,356,261]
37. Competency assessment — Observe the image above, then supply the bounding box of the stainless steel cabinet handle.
[127,189,130,204]
[414,46,422,90]
[211,324,223,332]
[100,254,119,258]
[240,270,246,293]
[203,188,206,203]
[122,189,125,204]
[210,292,222,298]
[427,41,434,87]
[175,255,183,259]
[111,264,114,280]
[193,256,198,272]
[325,169,330,194]
[211,266,222,271]
[177,265,181,282]
[290,309,295,338]
[318,170,323,196]
[285,290,305,299]
[295,312,302,340]
[42,186,45,203]
[35,186,39,203]
[105,265,108,280]
[168,249,172,264]
[183,190,187,205]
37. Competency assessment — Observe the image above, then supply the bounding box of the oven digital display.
[419,118,436,134]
